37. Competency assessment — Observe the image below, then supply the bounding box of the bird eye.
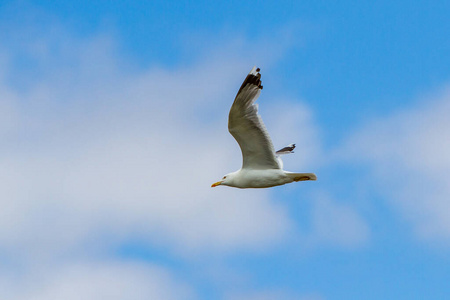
[222,176,227,179]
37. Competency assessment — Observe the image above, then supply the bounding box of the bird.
[211,66,317,189]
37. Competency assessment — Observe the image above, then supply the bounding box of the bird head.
[211,173,234,187]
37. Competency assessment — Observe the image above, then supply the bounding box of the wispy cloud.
[341,86,450,245]
[0,28,298,261]
[0,6,373,298]
[0,261,194,300]
[0,17,313,298]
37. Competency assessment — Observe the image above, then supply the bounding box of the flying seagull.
[211,66,317,188]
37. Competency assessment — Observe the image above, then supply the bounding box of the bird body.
[214,169,316,189]
[211,66,316,189]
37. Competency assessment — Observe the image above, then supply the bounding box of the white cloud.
[0,10,338,299]
[0,21,307,263]
[341,86,450,244]
[0,261,194,300]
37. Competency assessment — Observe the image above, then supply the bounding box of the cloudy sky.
[1,0,450,299]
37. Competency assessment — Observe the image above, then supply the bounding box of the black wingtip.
[245,67,263,90]
[234,66,263,98]
[275,144,296,155]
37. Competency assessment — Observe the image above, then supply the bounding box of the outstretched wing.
[276,143,296,155]
[228,67,280,170]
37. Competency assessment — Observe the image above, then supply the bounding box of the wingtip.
[250,66,261,75]
[235,66,263,92]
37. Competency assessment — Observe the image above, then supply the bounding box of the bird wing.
[228,67,280,170]
[275,143,296,155]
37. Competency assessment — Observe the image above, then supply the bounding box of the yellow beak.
[211,181,222,187]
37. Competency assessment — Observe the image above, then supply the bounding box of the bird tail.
[285,172,317,182]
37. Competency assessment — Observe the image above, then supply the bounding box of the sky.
[1,0,450,299]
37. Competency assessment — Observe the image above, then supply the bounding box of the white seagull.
[211,66,317,189]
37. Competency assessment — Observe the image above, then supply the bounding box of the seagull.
[211,66,317,189]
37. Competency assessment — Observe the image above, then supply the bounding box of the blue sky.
[1,0,450,299]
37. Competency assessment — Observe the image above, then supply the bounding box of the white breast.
[233,169,290,188]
